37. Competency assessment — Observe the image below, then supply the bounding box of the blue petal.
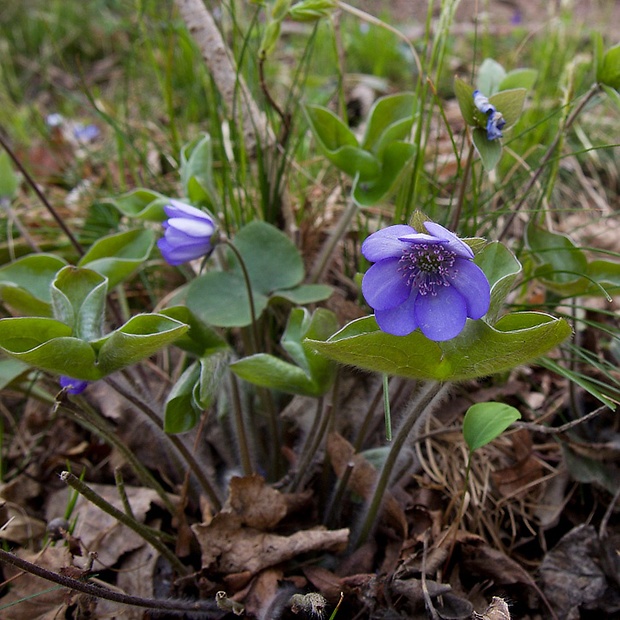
[414,286,467,341]
[166,217,215,238]
[362,225,416,262]
[362,258,411,311]
[423,222,474,259]
[447,259,490,319]
[158,238,211,265]
[473,90,496,116]
[164,200,213,222]
[60,376,89,395]
[375,288,419,336]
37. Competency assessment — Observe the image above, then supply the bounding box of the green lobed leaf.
[477,58,507,96]
[0,317,100,380]
[78,229,155,288]
[271,284,333,305]
[488,88,527,128]
[472,127,503,171]
[0,356,31,390]
[499,68,538,92]
[180,133,217,207]
[159,306,228,356]
[463,402,522,452]
[194,351,229,410]
[474,242,522,323]
[94,313,188,375]
[102,188,171,221]
[187,271,269,328]
[361,92,416,155]
[307,312,571,382]
[0,254,67,316]
[352,141,416,206]
[164,362,201,434]
[50,266,107,342]
[454,77,477,126]
[597,42,620,89]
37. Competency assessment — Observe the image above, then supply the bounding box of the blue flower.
[361,222,491,341]
[157,200,217,266]
[60,376,89,395]
[473,90,506,141]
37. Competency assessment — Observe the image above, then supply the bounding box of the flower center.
[398,243,456,295]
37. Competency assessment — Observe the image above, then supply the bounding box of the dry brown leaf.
[243,568,283,617]
[0,505,47,545]
[327,433,407,538]
[474,596,512,619]
[226,474,288,529]
[193,513,348,575]
[0,546,73,619]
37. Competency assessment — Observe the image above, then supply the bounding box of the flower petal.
[375,288,419,336]
[423,222,474,259]
[166,217,215,238]
[157,238,211,265]
[362,225,416,262]
[163,200,211,221]
[414,286,467,341]
[362,258,411,311]
[447,259,490,319]
[60,376,89,395]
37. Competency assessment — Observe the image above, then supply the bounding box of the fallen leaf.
[226,474,288,529]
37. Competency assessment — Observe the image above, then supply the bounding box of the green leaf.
[597,42,620,89]
[95,313,188,375]
[307,312,571,381]
[180,133,217,207]
[187,271,269,328]
[102,188,171,221]
[0,151,20,198]
[0,254,67,316]
[159,306,228,356]
[0,317,100,380]
[352,141,416,206]
[525,223,588,292]
[499,68,538,92]
[78,229,155,288]
[463,402,521,452]
[288,0,337,21]
[0,356,31,390]
[472,127,503,171]
[584,260,620,297]
[50,266,107,341]
[194,351,229,409]
[488,88,527,128]
[270,284,333,305]
[164,362,201,434]
[475,242,522,323]
[477,58,507,96]
[454,77,477,126]
[361,92,416,155]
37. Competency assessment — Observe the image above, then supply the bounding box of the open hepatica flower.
[473,90,506,141]
[157,200,217,266]
[60,376,89,395]
[361,222,491,341]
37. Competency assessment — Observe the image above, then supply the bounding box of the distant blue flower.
[73,124,100,143]
[157,200,217,266]
[361,222,490,341]
[473,90,506,140]
[60,376,89,395]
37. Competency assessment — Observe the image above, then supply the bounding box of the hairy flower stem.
[355,381,450,547]
[498,82,601,241]
[230,373,254,476]
[60,471,188,576]
[104,376,222,510]
[55,396,176,515]
[0,548,218,615]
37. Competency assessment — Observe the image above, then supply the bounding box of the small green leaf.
[597,42,620,89]
[472,127,503,170]
[95,313,188,375]
[180,133,217,207]
[78,229,155,288]
[288,0,337,21]
[463,402,521,452]
[0,151,20,198]
[477,58,507,96]
[271,284,333,305]
[0,356,31,390]
[50,266,107,341]
[488,88,527,128]
[164,362,202,434]
[160,306,228,356]
[102,188,171,221]
[361,92,416,155]
[194,351,229,410]
[454,77,477,126]
[499,68,538,91]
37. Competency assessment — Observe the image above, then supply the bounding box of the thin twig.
[513,404,611,435]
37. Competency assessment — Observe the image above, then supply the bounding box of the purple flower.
[473,90,506,141]
[60,376,89,395]
[157,200,216,266]
[361,222,490,341]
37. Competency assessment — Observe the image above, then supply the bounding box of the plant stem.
[354,381,450,547]
[451,136,475,230]
[60,471,188,576]
[0,548,217,615]
[229,373,254,476]
[498,82,601,241]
